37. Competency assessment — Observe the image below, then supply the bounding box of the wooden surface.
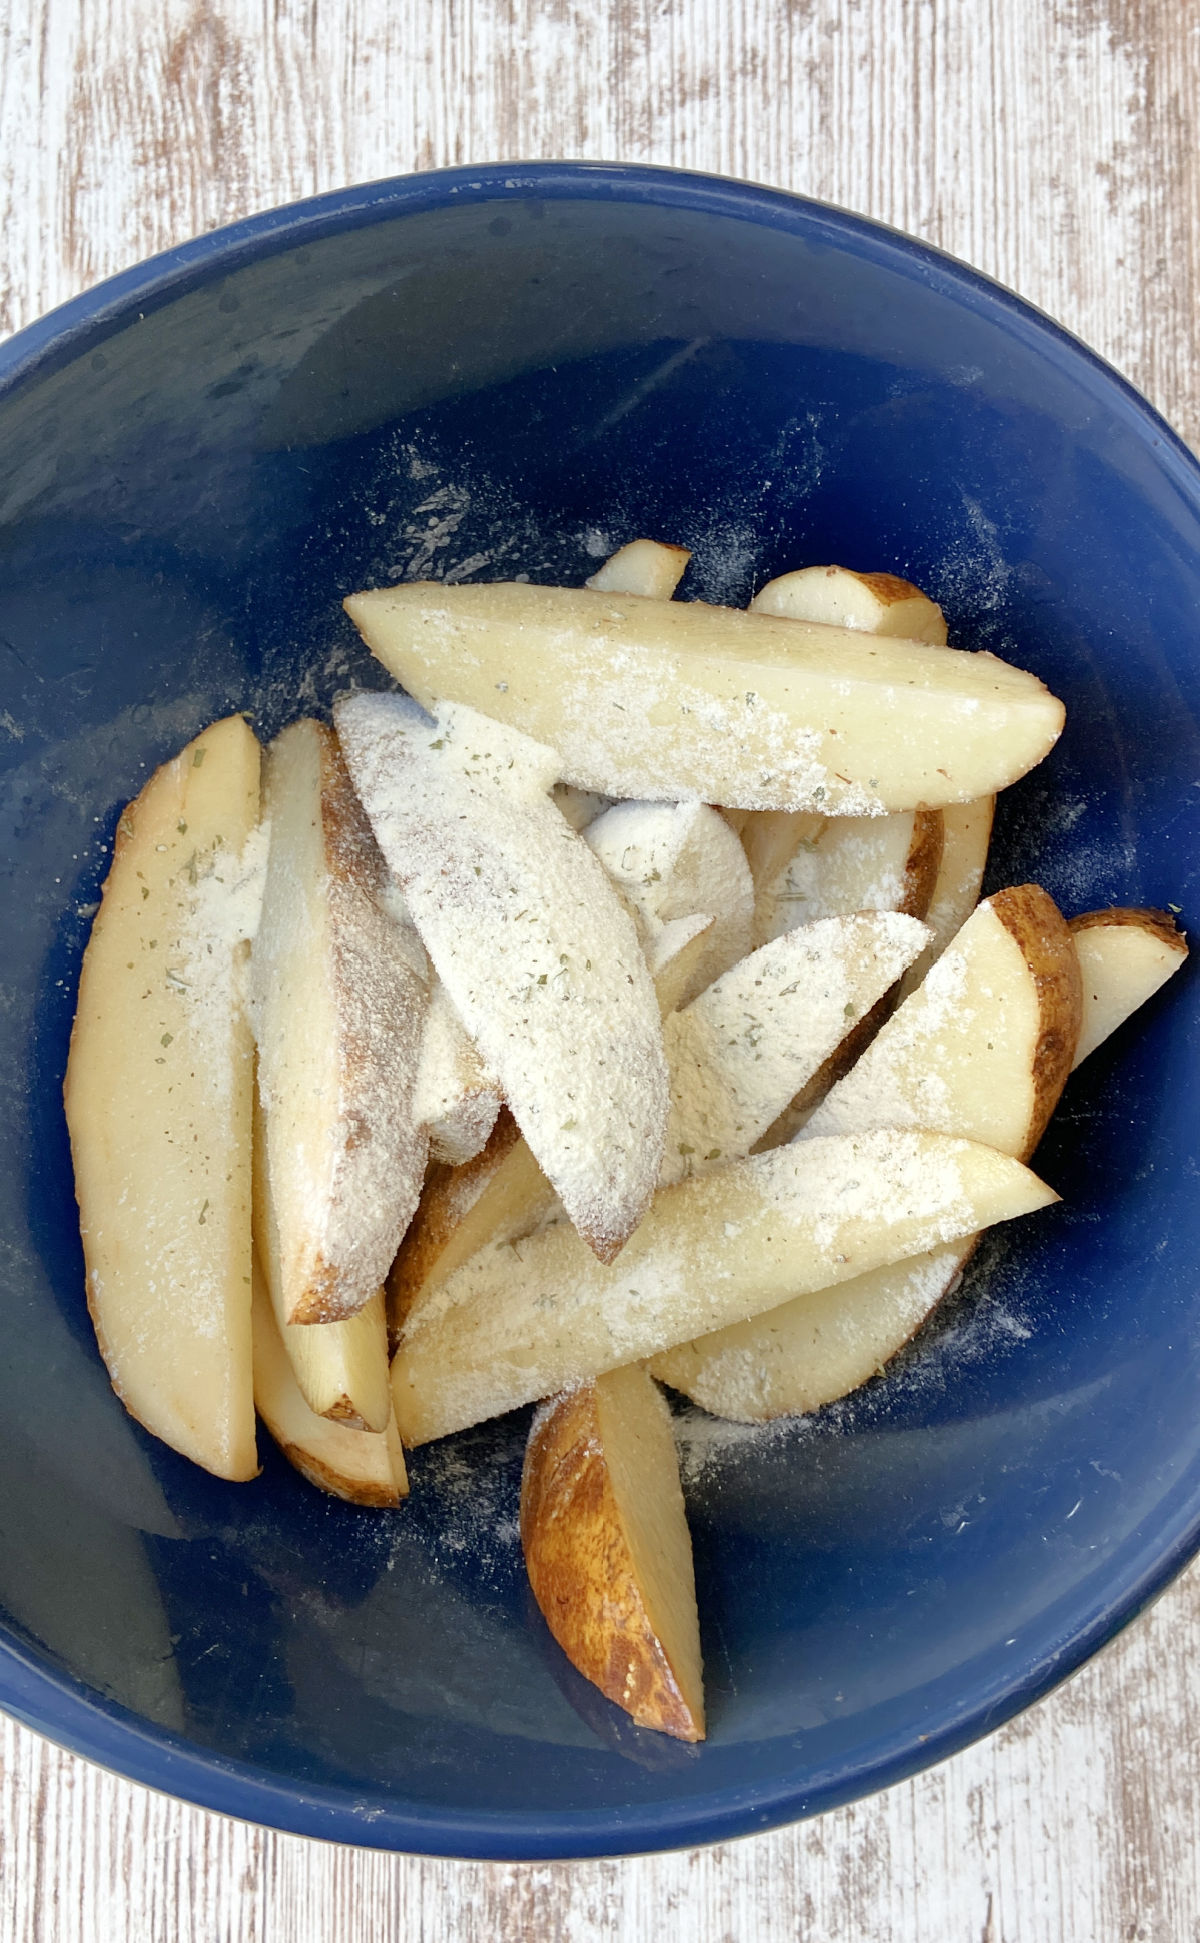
[2,1,1200,1937]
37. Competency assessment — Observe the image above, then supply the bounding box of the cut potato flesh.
[755,808,944,949]
[806,884,1082,1156]
[252,719,430,1324]
[584,798,753,1006]
[587,539,691,599]
[344,580,1066,814]
[552,782,612,831]
[64,716,261,1481]
[738,810,827,897]
[750,564,948,643]
[1070,908,1188,1066]
[653,884,1080,1419]
[252,1098,392,1431]
[896,796,995,1003]
[336,692,669,1261]
[522,1365,704,1740]
[653,1240,974,1422]
[661,911,930,1184]
[251,1265,407,1505]
[391,1129,1056,1444]
[412,980,502,1165]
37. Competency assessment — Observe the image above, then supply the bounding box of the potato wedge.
[252,719,430,1324]
[652,1242,974,1422]
[522,1365,704,1741]
[412,979,502,1165]
[252,1097,392,1431]
[587,539,691,599]
[1070,907,1188,1066]
[65,716,261,1482]
[653,884,1080,1419]
[750,564,948,643]
[344,581,1065,813]
[661,911,930,1183]
[584,798,753,1006]
[805,883,1082,1152]
[251,1264,407,1505]
[896,796,995,1003]
[391,1129,1056,1444]
[335,692,669,1261]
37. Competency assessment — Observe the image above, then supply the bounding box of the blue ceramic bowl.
[2,162,1199,1860]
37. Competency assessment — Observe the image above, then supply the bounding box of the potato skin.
[991,883,1083,1156]
[1069,905,1186,949]
[520,1386,704,1742]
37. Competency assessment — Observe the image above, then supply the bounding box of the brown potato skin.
[278,1443,404,1507]
[904,809,946,921]
[856,570,928,604]
[992,883,1083,1156]
[520,1387,704,1743]
[1069,905,1187,950]
[386,1111,522,1346]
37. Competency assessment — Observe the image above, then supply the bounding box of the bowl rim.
[3,156,1200,1861]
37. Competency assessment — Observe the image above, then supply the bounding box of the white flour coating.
[548,629,871,812]
[584,797,754,1003]
[805,934,973,1137]
[661,912,930,1182]
[656,1242,970,1423]
[761,812,917,942]
[172,817,270,1130]
[334,690,669,1256]
[411,979,502,1165]
[251,725,431,1318]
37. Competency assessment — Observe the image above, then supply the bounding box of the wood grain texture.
[3,0,1200,1937]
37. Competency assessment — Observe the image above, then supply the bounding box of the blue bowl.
[2,161,1199,1860]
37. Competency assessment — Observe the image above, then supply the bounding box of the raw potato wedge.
[391,1129,1057,1444]
[660,911,931,1184]
[252,719,430,1324]
[64,716,261,1481]
[750,565,948,643]
[253,1098,392,1431]
[386,914,714,1340]
[251,1264,408,1505]
[335,692,669,1261]
[653,884,1081,1420]
[805,883,1082,1152]
[652,1241,975,1423]
[412,980,502,1165]
[755,808,944,948]
[344,580,1066,814]
[896,796,995,1003]
[587,538,692,599]
[585,799,754,1006]
[522,1365,704,1741]
[1070,908,1188,1066]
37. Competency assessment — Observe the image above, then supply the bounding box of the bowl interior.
[1,169,1199,1857]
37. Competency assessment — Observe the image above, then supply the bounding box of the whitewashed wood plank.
[2,2,1199,1940]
